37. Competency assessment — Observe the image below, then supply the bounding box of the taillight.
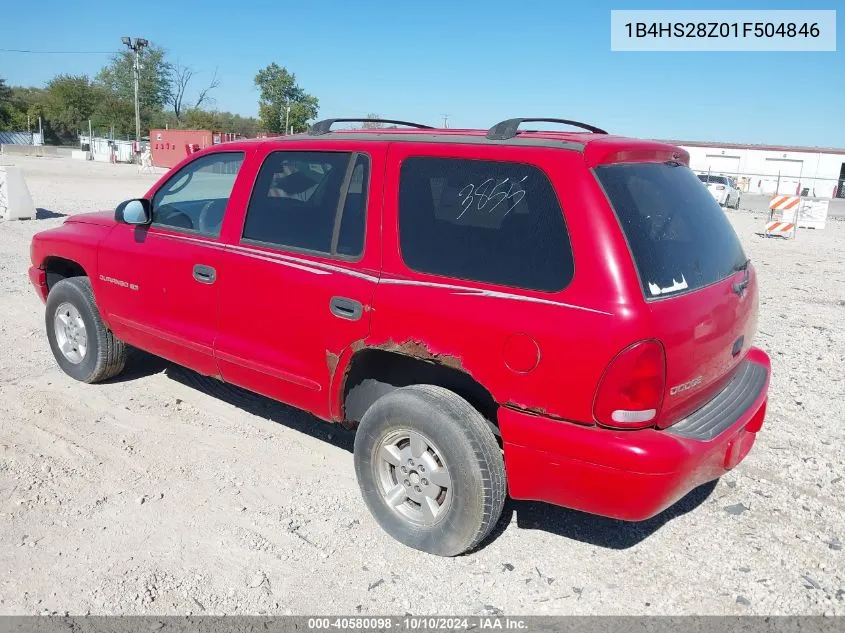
[593,340,666,429]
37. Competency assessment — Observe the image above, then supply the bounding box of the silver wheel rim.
[54,302,88,364]
[374,428,452,526]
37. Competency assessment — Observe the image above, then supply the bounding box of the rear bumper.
[500,347,770,521]
[28,266,48,303]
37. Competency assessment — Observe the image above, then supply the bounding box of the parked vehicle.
[698,173,742,208]
[29,117,770,556]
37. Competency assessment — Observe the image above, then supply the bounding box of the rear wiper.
[733,258,750,272]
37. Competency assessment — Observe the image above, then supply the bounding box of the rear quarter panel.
[369,142,646,424]
[644,265,759,426]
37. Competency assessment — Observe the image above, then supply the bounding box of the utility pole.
[441,114,449,128]
[285,103,291,135]
[121,37,149,149]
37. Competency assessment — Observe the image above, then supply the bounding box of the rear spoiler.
[585,141,689,168]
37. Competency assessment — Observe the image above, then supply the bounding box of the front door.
[98,150,248,375]
[214,146,385,419]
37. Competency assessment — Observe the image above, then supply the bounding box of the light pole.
[285,103,291,135]
[121,36,148,148]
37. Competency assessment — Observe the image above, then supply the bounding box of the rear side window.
[243,151,369,258]
[596,162,746,299]
[398,157,573,292]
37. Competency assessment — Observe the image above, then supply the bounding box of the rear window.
[698,174,728,185]
[398,157,573,292]
[596,162,746,299]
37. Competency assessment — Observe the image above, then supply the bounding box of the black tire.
[45,277,128,383]
[353,384,506,556]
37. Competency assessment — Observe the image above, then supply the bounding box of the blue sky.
[1,0,841,146]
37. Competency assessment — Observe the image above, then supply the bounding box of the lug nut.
[400,466,407,473]
[414,485,422,493]
[421,478,428,486]
[408,459,415,466]
[404,479,410,487]
[418,465,425,472]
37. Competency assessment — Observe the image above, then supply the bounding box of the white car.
[698,174,741,209]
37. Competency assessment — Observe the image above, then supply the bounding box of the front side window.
[242,151,369,257]
[151,152,244,237]
[398,157,573,292]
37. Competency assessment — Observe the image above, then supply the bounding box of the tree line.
[0,44,323,144]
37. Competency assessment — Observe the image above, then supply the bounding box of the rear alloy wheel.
[45,277,128,383]
[354,384,506,556]
[373,428,453,526]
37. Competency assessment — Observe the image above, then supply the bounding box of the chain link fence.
[691,167,844,199]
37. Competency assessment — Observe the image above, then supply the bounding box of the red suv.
[29,117,770,556]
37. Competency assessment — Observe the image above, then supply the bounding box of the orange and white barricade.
[769,195,801,214]
[763,220,796,239]
[763,194,800,238]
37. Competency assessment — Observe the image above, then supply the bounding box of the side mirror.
[115,199,151,225]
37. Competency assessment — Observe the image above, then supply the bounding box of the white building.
[665,140,845,199]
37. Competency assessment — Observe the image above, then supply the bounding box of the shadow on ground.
[111,350,355,451]
[490,479,718,551]
[120,350,716,551]
[166,360,356,452]
[36,208,67,219]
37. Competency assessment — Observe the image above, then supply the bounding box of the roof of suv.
[217,118,689,167]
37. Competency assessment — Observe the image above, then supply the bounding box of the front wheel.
[353,385,506,556]
[45,277,128,383]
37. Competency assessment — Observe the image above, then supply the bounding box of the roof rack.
[309,118,434,136]
[486,118,608,140]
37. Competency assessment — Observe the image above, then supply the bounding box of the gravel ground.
[0,155,843,616]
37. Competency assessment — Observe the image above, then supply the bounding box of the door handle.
[330,296,363,321]
[193,264,216,284]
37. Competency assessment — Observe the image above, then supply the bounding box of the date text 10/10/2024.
[307,616,529,630]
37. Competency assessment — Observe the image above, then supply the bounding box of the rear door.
[98,150,249,375]
[213,145,385,420]
[595,161,757,426]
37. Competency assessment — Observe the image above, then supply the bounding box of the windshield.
[596,162,746,299]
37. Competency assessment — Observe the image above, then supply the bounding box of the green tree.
[0,78,11,128]
[3,86,48,132]
[183,108,220,130]
[96,45,173,115]
[216,111,261,137]
[90,89,136,138]
[43,74,98,143]
[254,63,318,133]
